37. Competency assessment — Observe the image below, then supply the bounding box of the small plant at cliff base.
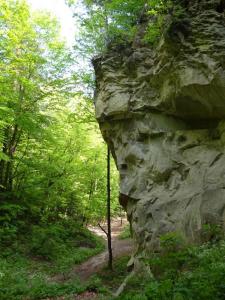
[160,232,184,252]
[149,232,189,279]
[117,239,225,300]
[201,223,224,243]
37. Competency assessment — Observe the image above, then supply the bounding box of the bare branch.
[98,223,108,237]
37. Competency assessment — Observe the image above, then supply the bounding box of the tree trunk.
[107,145,113,270]
[4,124,19,191]
[0,127,10,190]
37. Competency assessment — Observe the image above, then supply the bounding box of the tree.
[67,0,147,57]
[107,146,113,269]
[0,0,122,261]
[0,0,74,196]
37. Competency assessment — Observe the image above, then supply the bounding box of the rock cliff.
[94,0,225,258]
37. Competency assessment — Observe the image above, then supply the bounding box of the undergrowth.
[116,232,225,300]
[118,224,131,240]
[0,221,105,300]
[2,225,225,300]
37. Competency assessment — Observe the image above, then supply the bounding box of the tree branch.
[98,223,108,237]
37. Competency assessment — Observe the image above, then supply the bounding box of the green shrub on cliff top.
[69,0,189,54]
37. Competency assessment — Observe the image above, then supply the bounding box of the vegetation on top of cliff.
[67,0,146,55]
[68,0,189,55]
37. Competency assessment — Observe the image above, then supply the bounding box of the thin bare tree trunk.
[0,127,10,189]
[107,145,113,270]
[4,124,18,191]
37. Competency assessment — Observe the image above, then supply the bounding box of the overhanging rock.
[94,0,225,257]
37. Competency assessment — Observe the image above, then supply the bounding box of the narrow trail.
[75,219,133,280]
[52,218,134,283]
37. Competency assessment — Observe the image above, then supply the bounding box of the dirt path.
[71,218,133,281]
[52,218,134,283]
[74,238,133,281]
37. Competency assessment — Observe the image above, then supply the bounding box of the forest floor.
[51,218,134,283]
[42,219,134,300]
[74,219,133,282]
[0,218,134,300]
[3,218,223,299]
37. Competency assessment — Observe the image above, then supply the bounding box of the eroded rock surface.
[94,0,225,257]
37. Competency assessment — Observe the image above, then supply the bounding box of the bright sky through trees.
[27,0,76,47]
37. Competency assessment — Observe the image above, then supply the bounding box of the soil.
[74,218,133,281]
[52,218,134,282]
[42,293,98,300]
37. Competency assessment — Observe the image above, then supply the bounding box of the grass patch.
[0,254,86,300]
[118,225,131,240]
[97,255,130,291]
[4,223,225,300]
[78,255,131,300]
[0,221,105,300]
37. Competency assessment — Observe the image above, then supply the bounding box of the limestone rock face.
[94,0,225,256]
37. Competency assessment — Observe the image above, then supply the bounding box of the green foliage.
[0,225,105,300]
[117,240,225,300]
[97,255,130,291]
[0,255,85,300]
[118,224,131,240]
[0,0,120,249]
[28,222,104,264]
[201,223,224,243]
[69,0,147,56]
[0,0,74,194]
[71,0,190,52]
[144,0,188,44]
[160,232,184,251]
[0,4,120,300]
[144,21,162,45]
